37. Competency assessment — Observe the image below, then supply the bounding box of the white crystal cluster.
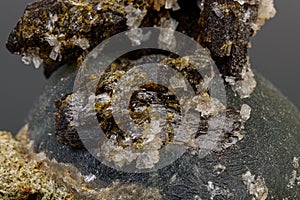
[100,119,164,170]
[21,53,43,69]
[254,0,276,33]
[164,0,180,11]
[64,92,111,128]
[227,67,257,99]
[169,74,188,91]
[64,93,84,127]
[242,171,269,200]
[234,69,257,99]
[44,13,66,61]
[158,17,179,51]
[125,4,148,46]
[73,37,90,50]
[39,12,90,66]
[45,34,63,61]
[46,13,58,33]
[193,102,251,157]
[287,156,300,188]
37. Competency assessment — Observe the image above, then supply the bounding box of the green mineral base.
[27,65,300,199]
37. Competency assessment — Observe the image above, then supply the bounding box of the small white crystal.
[50,13,58,24]
[49,45,61,61]
[233,69,257,99]
[136,150,160,169]
[292,157,299,169]
[194,195,202,200]
[193,93,226,117]
[96,93,111,103]
[84,174,96,183]
[287,156,300,188]
[165,0,173,9]
[225,76,236,85]
[213,164,226,175]
[287,170,297,188]
[125,4,147,28]
[21,55,32,65]
[243,9,251,22]
[45,34,62,60]
[171,1,180,11]
[125,28,144,46]
[211,2,224,18]
[124,4,147,45]
[95,3,102,11]
[74,37,90,50]
[21,54,43,69]
[165,0,180,11]
[32,54,43,69]
[240,104,252,121]
[47,13,58,32]
[45,34,59,47]
[197,0,205,11]
[100,141,138,168]
[169,75,187,91]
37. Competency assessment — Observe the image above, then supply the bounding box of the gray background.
[0,0,299,133]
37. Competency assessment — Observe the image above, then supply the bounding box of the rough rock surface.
[0,129,73,199]
[6,0,275,82]
[0,129,162,200]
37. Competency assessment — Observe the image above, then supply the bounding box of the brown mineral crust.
[6,0,130,77]
[7,0,262,81]
[54,55,245,150]
[198,0,258,79]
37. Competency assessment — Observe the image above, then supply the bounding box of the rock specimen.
[0,129,162,200]
[4,0,299,200]
[26,64,300,199]
[6,0,275,94]
[0,129,73,199]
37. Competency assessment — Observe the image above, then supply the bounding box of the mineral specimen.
[5,0,299,199]
[0,130,73,199]
[54,53,250,169]
[6,0,276,98]
[23,62,300,199]
[0,127,163,200]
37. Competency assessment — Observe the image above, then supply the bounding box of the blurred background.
[0,0,299,133]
